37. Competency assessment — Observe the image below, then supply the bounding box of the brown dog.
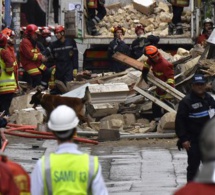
[30,89,91,127]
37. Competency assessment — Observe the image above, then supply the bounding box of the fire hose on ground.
[0,123,98,152]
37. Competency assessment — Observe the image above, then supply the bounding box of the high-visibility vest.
[87,0,97,8]
[42,153,99,195]
[170,0,189,7]
[0,48,17,94]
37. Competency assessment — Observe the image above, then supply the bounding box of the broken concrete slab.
[123,114,136,126]
[87,103,119,118]
[100,114,124,130]
[12,110,44,126]
[9,93,34,114]
[157,112,176,133]
[98,129,120,141]
[88,83,129,104]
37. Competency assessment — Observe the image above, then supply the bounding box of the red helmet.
[42,29,51,37]
[135,24,145,34]
[25,24,40,36]
[0,33,8,47]
[54,25,65,34]
[1,28,15,38]
[111,25,126,35]
[145,45,159,58]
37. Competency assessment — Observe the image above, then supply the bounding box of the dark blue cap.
[192,74,206,84]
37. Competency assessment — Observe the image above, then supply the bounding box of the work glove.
[176,139,183,151]
[73,69,78,77]
[142,69,149,83]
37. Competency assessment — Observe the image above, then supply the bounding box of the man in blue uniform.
[45,25,78,94]
[175,74,215,182]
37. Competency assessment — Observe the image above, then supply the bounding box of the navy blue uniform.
[175,91,215,181]
[130,37,148,59]
[47,38,78,84]
[108,38,130,72]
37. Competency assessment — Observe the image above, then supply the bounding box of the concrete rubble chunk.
[98,129,120,141]
[123,114,136,126]
[13,110,44,126]
[87,103,119,118]
[9,93,34,114]
[157,112,176,133]
[88,83,129,104]
[100,114,124,130]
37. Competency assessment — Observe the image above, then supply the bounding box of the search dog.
[30,89,91,127]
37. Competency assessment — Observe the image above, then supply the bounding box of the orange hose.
[0,139,8,152]
[4,124,98,145]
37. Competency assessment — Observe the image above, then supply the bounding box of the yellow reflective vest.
[170,0,189,7]
[42,153,99,195]
[0,48,17,94]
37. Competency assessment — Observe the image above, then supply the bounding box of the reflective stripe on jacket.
[42,153,99,195]
[0,48,17,94]
[19,38,44,76]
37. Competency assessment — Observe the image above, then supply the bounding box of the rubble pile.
[97,2,191,37]
[9,47,205,139]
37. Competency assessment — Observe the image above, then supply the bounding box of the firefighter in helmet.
[44,25,78,94]
[19,24,50,90]
[142,45,175,126]
[108,25,130,72]
[197,18,214,47]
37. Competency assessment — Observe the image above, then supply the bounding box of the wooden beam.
[112,52,144,71]
[134,85,175,113]
[113,52,185,101]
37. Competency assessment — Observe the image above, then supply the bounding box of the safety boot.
[175,23,183,35]
[168,23,175,35]
[86,19,95,35]
[91,28,101,36]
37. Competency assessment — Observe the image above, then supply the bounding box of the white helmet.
[203,18,213,25]
[48,105,79,132]
[200,118,215,162]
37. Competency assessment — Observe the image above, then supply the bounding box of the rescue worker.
[39,28,56,91]
[31,105,108,195]
[108,25,130,72]
[0,152,31,194]
[130,24,147,59]
[45,25,78,94]
[174,118,215,195]
[130,24,160,59]
[1,28,18,84]
[142,45,175,124]
[0,161,20,195]
[86,0,106,36]
[168,0,189,35]
[19,24,50,89]
[197,18,213,47]
[0,33,17,115]
[175,74,215,182]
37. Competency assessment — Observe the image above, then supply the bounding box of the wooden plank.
[134,85,175,113]
[112,52,143,71]
[147,73,185,100]
[113,52,185,100]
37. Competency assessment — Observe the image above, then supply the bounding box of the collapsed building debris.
[96,1,191,37]
[9,45,206,138]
